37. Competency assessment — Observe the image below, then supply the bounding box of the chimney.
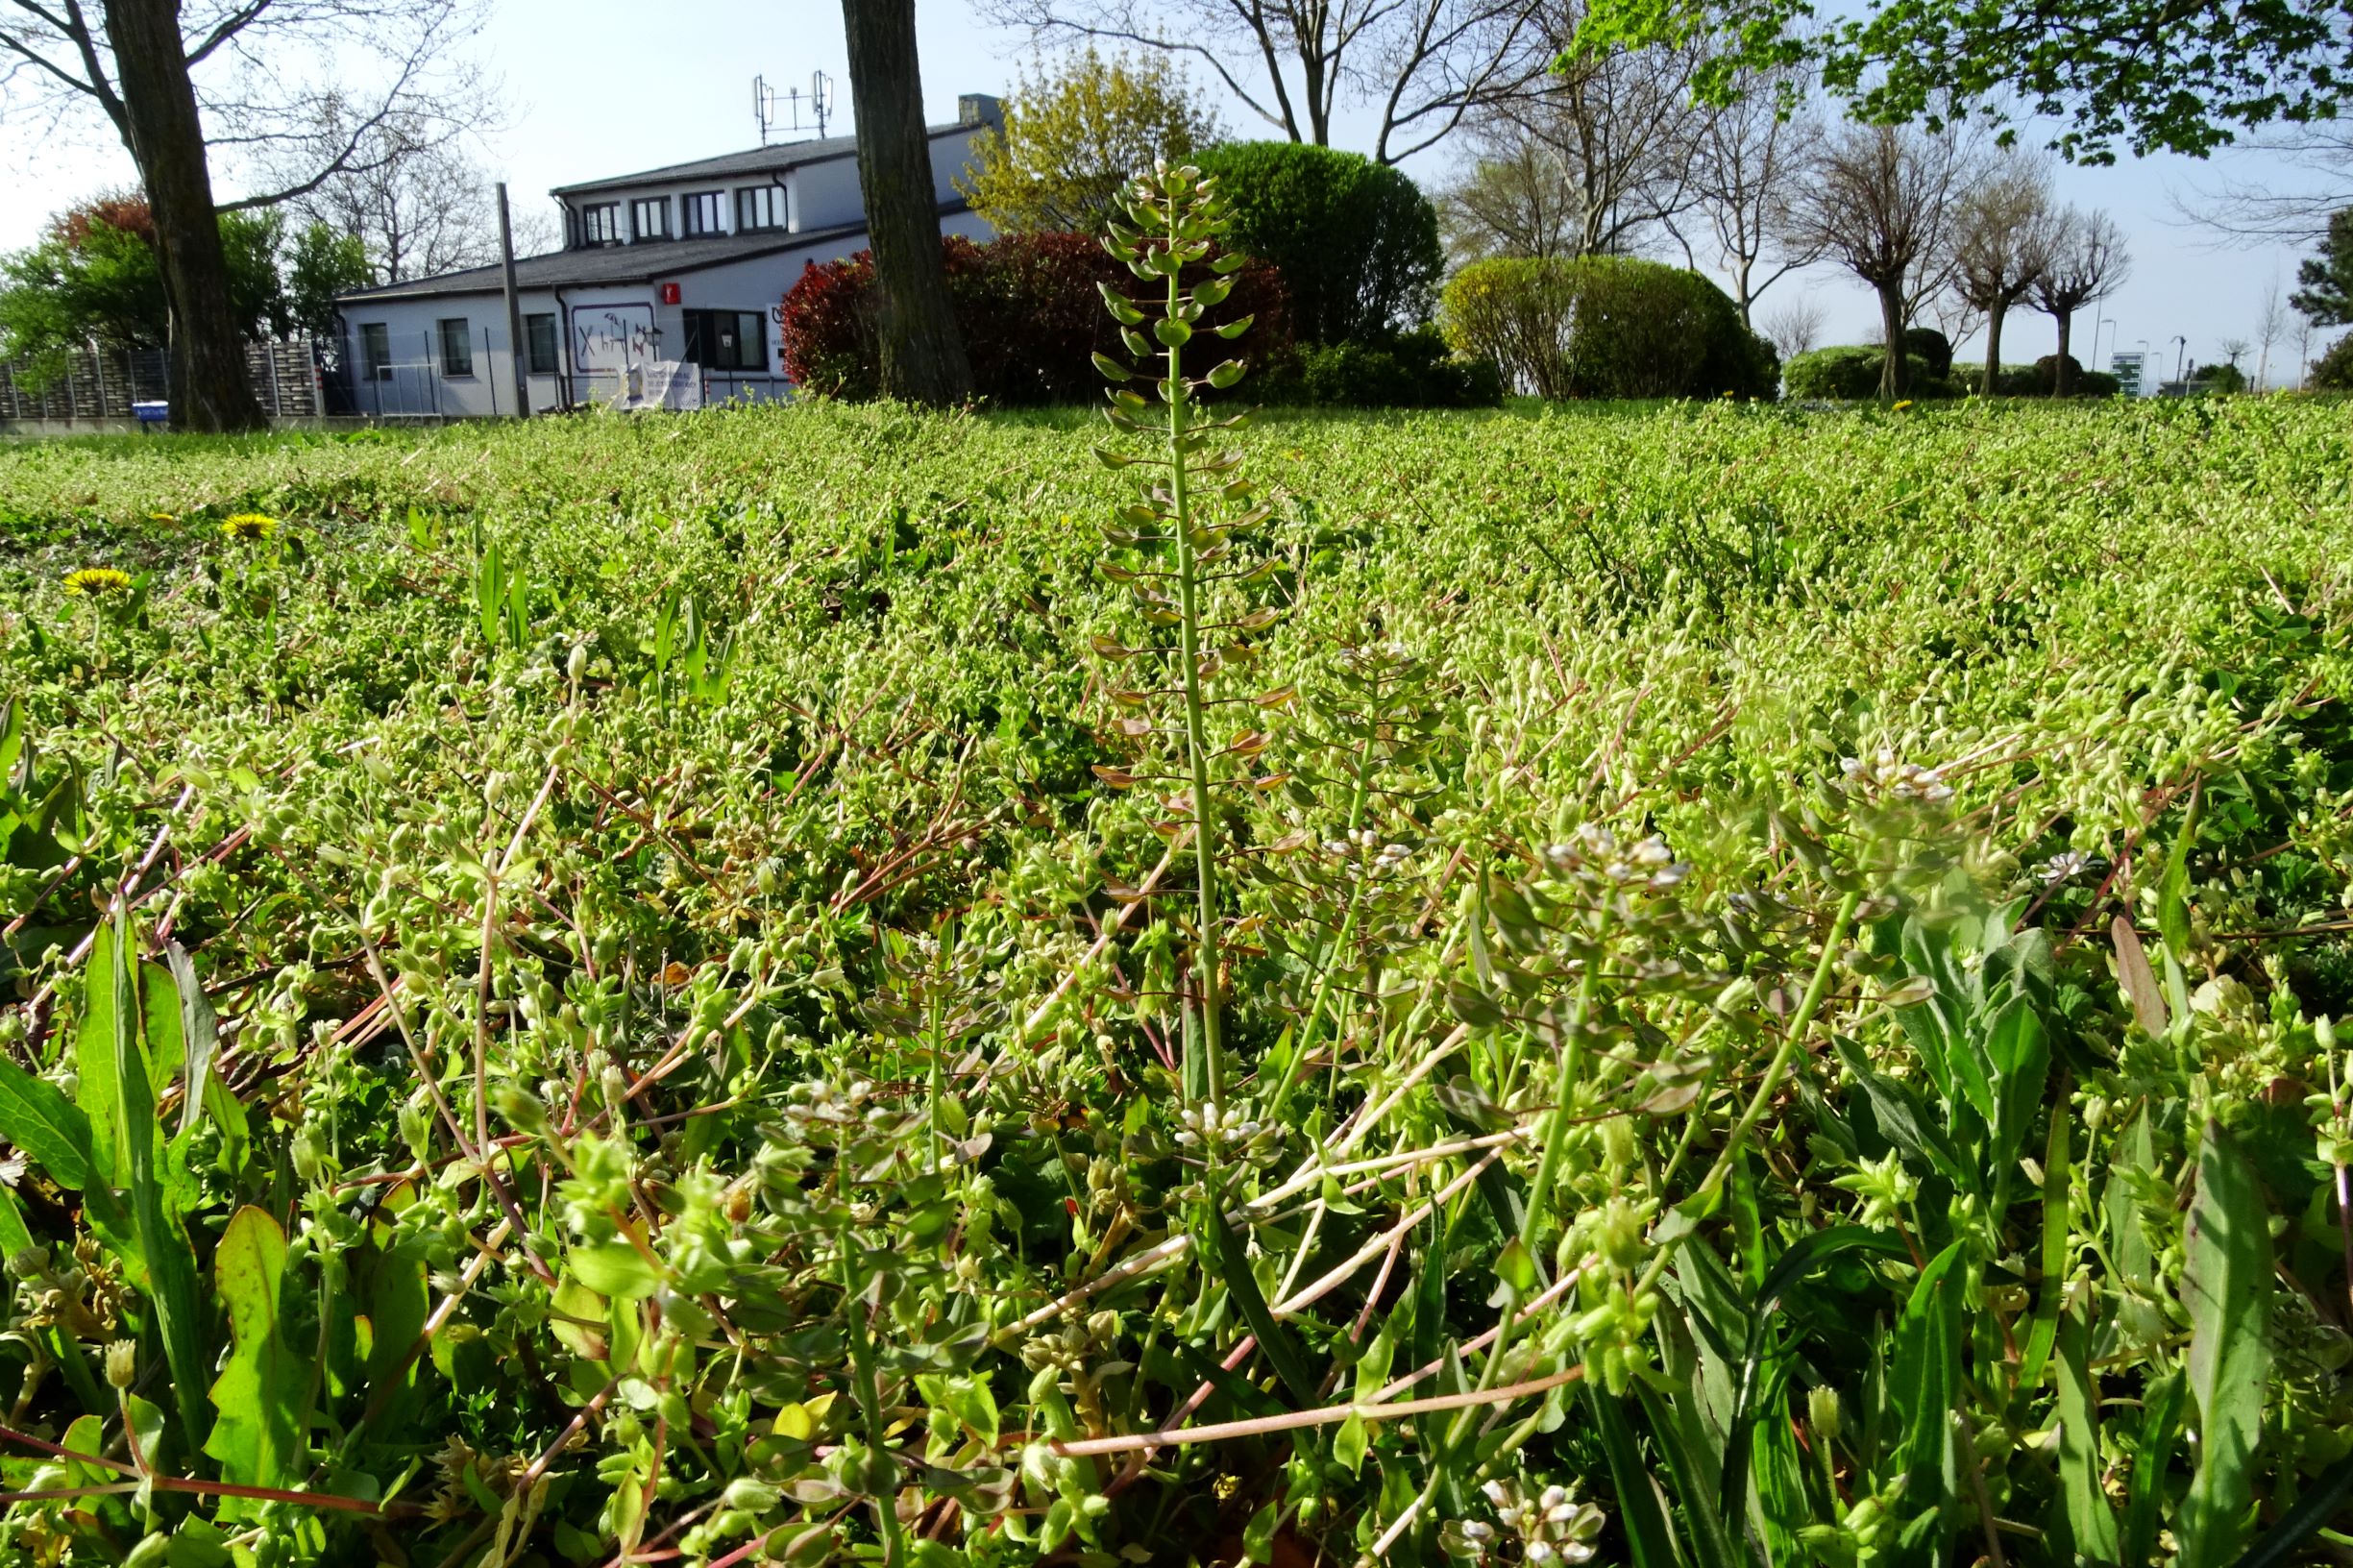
[958,93,1004,127]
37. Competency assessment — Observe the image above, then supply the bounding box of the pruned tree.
[958,46,1221,233]
[1759,293,1825,359]
[1667,67,1823,324]
[0,0,488,431]
[842,0,972,406]
[1783,120,1976,399]
[1446,7,1712,261]
[2029,207,2127,395]
[1950,152,2057,391]
[982,0,1544,162]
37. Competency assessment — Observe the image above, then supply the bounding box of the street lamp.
[2170,334,2188,386]
[2091,317,2116,371]
[2134,338,2150,396]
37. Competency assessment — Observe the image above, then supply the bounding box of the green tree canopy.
[1190,141,1443,345]
[959,47,1222,234]
[2291,208,2353,328]
[1574,0,2352,161]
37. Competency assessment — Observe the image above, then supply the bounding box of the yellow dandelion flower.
[63,567,133,598]
[222,513,279,541]
[148,512,176,523]
[1892,400,1915,411]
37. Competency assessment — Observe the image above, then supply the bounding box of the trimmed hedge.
[1439,256,1777,401]
[780,231,1289,404]
[1258,326,1502,408]
[1190,142,1442,345]
[1970,356,2121,397]
[1784,346,1955,400]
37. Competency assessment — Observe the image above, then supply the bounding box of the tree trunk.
[2052,308,2074,396]
[840,0,972,407]
[1982,303,2006,396]
[1876,283,1906,400]
[104,0,267,433]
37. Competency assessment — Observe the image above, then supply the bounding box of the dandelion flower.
[148,512,175,523]
[62,567,132,598]
[1893,400,1915,411]
[222,513,279,541]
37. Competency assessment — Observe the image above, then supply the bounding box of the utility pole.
[498,183,529,418]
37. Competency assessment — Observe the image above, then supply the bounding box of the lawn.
[0,396,2348,1566]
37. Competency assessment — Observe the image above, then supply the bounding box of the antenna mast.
[752,69,835,145]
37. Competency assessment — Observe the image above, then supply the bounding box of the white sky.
[0,0,2337,386]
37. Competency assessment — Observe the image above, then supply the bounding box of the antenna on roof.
[753,69,834,146]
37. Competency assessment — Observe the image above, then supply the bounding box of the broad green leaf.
[2121,1371,2187,1567]
[571,1239,661,1301]
[0,1052,99,1189]
[2053,1306,2120,1563]
[1981,994,2049,1165]
[2179,1119,2271,1568]
[162,943,216,1139]
[1586,1385,1679,1568]
[205,1205,303,1493]
[1889,1242,1964,1522]
[76,918,129,1188]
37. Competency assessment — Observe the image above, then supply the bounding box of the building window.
[631,197,670,240]
[358,322,392,381]
[681,191,725,236]
[579,203,622,245]
[524,313,559,375]
[736,184,785,232]
[682,308,768,372]
[437,317,475,377]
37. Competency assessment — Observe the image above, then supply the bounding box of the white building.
[333,96,1000,417]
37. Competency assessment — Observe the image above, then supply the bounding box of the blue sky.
[4,0,2338,384]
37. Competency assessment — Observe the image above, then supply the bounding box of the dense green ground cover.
[0,396,2348,1567]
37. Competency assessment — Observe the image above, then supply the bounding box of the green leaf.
[205,1205,303,1494]
[1586,1385,1679,1568]
[2179,1118,2271,1568]
[0,1052,98,1189]
[1333,1411,1369,1476]
[1242,1500,1279,1563]
[1091,353,1130,382]
[76,917,129,1188]
[2016,1101,2071,1393]
[1206,359,1245,389]
[1889,1242,1964,1521]
[163,943,219,1140]
[1205,1205,1317,1408]
[571,1239,661,1300]
[1213,313,1256,339]
[2053,1305,2120,1563]
[2121,1371,2187,1567]
[1633,1380,1741,1568]
[1980,993,2049,1164]
[1152,317,1192,348]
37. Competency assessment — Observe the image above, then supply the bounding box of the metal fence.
[0,339,325,424]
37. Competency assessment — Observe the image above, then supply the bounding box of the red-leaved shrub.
[781,232,1289,404]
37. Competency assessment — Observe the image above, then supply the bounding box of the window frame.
[358,322,392,381]
[631,196,670,241]
[682,307,769,372]
[735,184,785,233]
[578,202,623,246]
[680,190,725,236]
[523,313,559,376]
[436,316,476,378]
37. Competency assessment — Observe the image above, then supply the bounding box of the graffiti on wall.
[572,305,658,373]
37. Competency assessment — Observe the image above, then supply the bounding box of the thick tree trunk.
[104,0,267,433]
[1982,304,2006,396]
[1876,283,1906,400]
[2052,308,2074,396]
[841,0,972,407]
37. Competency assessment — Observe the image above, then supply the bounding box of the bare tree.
[2030,208,2128,395]
[1783,121,1976,399]
[2253,276,2286,390]
[2290,309,2316,390]
[1667,69,1823,324]
[1759,294,1825,359]
[2173,124,2353,246]
[843,0,971,406]
[0,0,487,430]
[983,0,1543,162]
[268,102,507,283]
[1444,9,1711,261]
[1950,153,2058,393]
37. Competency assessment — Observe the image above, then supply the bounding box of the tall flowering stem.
[1093,163,1270,1110]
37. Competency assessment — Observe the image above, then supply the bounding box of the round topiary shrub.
[1901,327,1954,379]
[1779,345,1942,400]
[1256,325,1503,408]
[1438,255,1777,401]
[1189,141,1442,346]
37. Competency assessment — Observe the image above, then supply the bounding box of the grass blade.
[1205,1204,1318,1408]
[2179,1118,2271,1568]
[1587,1384,1680,1568]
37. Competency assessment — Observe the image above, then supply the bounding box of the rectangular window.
[358,322,392,381]
[631,197,670,240]
[682,308,768,371]
[680,191,725,236]
[736,184,785,232]
[437,317,475,377]
[524,313,558,376]
[579,203,623,245]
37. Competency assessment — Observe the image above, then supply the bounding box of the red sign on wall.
[658,282,681,306]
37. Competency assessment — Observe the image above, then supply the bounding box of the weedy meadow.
[0,164,2350,1568]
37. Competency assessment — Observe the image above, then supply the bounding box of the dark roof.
[550,118,974,197]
